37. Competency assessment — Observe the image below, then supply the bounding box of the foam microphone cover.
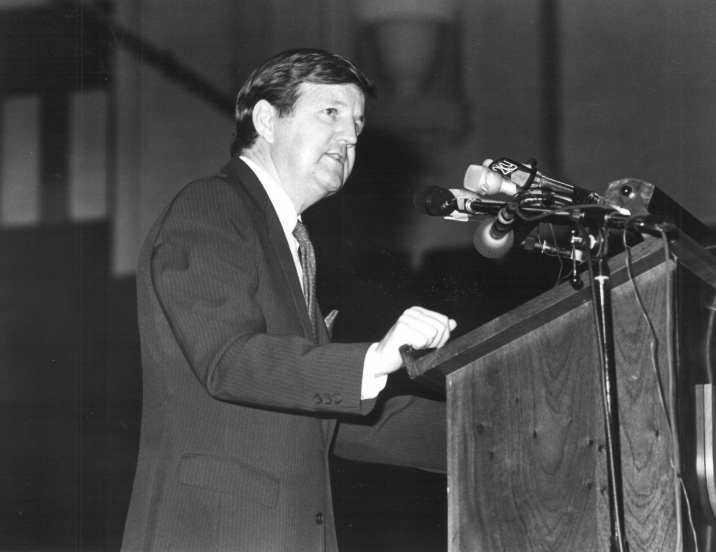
[473,217,514,258]
[413,186,456,216]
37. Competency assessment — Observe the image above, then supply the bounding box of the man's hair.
[230,48,377,157]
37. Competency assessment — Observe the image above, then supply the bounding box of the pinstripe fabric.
[121,158,447,552]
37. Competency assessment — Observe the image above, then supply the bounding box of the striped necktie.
[292,220,317,337]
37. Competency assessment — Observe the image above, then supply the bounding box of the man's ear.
[252,100,277,144]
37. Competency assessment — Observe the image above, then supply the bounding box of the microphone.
[414,186,505,218]
[413,186,457,216]
[464,160,520,197]
[464,157,603,205]
[472,200,518,259]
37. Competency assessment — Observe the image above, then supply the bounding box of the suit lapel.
[220,158,338,445]
[218,158,317,342]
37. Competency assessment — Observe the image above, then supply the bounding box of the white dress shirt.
[240,156,387,399]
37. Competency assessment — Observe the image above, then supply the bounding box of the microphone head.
[464,163,519,197]
[473,217,514,258]
[413,186,456,216]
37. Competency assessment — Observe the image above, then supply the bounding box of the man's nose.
[336,119,358,145]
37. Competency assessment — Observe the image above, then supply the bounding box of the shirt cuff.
[361,343,388,400]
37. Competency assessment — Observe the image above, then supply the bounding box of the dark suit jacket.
[121,158,446,552]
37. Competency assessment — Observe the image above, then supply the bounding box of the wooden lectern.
[406,233,716,551]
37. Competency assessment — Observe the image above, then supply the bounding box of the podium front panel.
[446,261,677,551]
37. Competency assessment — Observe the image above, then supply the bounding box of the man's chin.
[320,175,348,195]
[321,184,344,199]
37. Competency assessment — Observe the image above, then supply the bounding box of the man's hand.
[373,307,457,377]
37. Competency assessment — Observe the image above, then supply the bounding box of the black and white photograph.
[1,0,715,550]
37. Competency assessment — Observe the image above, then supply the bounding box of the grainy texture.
[444,259,684,551]
[448,302,600,551]
[122,158,447,552]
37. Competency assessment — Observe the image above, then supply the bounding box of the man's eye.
[324,108,337,117]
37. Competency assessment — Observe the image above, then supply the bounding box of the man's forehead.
[297,82,365,108]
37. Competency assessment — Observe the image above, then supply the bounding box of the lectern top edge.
[405,233,715,385]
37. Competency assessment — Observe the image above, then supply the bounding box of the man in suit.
[122,48,455,552]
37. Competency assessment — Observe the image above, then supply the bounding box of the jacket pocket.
[178,453,280,508]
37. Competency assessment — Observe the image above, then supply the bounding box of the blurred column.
[0,95,41,226]
[40,89,70,222]
[112,0,143,275]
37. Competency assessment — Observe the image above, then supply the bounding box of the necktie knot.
[292,219,310,247]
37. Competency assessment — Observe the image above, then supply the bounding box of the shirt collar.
[240,155,299,235]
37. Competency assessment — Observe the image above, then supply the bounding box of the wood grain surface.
[447,262,679,551]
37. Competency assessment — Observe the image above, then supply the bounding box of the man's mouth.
[325,152,344,164]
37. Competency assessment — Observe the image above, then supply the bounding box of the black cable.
[658,229,691,552]
[621,233,671,429]
[621,224,698,551]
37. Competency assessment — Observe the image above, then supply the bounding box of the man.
[122,48,455,552]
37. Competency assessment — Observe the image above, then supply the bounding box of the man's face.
[269,82,365,210]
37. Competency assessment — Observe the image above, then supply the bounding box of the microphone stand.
[594,259,630,552]
[573,210,677,552]
[461,195,633,550]
[416,173,677,552]
[579,225,630,552]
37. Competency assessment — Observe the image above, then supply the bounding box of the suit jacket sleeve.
[149,178,374,415]
[333,395,447,473]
